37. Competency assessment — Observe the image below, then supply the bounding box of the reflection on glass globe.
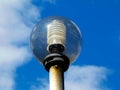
[30,16,82,64]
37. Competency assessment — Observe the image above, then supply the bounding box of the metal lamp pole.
[30,16,82,90]
[50,66,64,90]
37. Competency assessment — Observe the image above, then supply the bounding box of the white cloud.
[0,0,41,45]
[30,79,49,90]
[0,0,41,90]
[65,65,110,90]
[31,65,110,90]
[0,73,14,90]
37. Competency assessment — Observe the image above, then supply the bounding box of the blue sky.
[0,0,120,90]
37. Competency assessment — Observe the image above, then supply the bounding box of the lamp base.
[43,53,70,72]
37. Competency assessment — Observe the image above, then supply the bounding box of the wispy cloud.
[30,79,49,90]
[31,65,110,90]
[65,65,110,90]
[0,0,40,90]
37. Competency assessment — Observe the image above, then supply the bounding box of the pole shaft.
[49,65,64,90]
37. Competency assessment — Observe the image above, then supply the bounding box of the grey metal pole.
[49,65,64,90]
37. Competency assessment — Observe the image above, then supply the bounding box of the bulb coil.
[47,20,66,52]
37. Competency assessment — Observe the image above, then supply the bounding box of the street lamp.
[30,16,82,90]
